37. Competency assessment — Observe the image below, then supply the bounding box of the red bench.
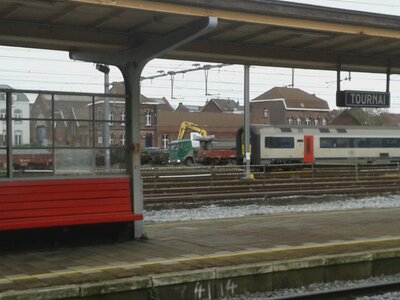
[0,177,143,231]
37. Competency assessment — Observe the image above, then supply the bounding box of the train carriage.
[237,125,400,166]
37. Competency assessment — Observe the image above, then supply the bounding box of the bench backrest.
[0,177,142,231]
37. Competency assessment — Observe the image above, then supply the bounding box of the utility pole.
[96,63,110,170]
[243,65,252,180]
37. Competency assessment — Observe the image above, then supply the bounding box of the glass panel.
[54,94,92,121]
[0,149,6,177]
[12,148,53,176]
[30,120,52,147]
[94,96,125,121]
[12,120,52,147]
[0,92,5,121]
[54,121,92,147]
[11,120,30,147]
[28,93,52,119]
[0,122,6,147]
[55,148,94,175]
[95,148,127,174]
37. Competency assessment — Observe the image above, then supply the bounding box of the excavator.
[177,121,208,140]
[168,121,235,165]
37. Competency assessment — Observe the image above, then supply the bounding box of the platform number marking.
[225,279,238,295]
[194,282,212,300]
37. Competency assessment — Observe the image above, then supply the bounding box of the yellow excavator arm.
[177,121,207,140]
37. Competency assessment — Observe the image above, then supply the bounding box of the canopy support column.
[70,17,217,238]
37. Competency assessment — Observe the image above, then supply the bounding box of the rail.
[140,163,400,201]
[270,279,400,299]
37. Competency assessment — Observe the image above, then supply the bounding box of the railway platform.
[1,208,400,299]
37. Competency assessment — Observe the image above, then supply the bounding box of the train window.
[320,137,350,148]
[353,138,367,148]
[382,138,400,148]
[320,138,333,148]
[320,137,400,149]
[265,137,294,148]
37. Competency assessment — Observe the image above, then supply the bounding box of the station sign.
[336,90,390,108]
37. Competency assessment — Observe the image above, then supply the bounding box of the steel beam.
[70,16,217,239]
[168,40,400,73]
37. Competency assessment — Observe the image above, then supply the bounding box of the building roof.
[203,98,243,113]
[145,97,174,111]
[176,102,203,113]
[0,84,29,102]
[252,87,330,110]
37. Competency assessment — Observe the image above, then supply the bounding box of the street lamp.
[96,63,110,170]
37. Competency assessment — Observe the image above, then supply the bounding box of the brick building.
[250,87,330,126]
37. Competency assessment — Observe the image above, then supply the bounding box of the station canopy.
[1,0,400,73]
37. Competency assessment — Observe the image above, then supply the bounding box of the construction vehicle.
[168,121,236,165]
[177,121,208,140]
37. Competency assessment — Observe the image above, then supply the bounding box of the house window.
[110,133,114,145]
[121,110,125,126]
[109,112,114,125]
[145,110,152,126]
[263,109,268,118]
[14,109,22,120]
[121,133,125,146]
[98,136,103,145]
[305,117,311,126]
[288,117,293,125]
[0,109,6,119]
[162,134,169,149]
[14,130,22,145]
[322,118,327,126]
[296,117,302,125]
[314,118,319,126]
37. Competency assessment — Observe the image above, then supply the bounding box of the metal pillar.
[6,91,12,178]
[70,17,217,238]
[243,65,251,179]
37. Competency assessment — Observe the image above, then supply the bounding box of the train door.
[304,136,314,163]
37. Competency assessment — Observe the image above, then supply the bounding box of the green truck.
[168,137,236,165]
[168,139,196,165]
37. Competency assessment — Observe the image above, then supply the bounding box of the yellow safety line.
[71,0,400,39]
[1,236,400,284]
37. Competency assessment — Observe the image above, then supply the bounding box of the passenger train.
[236,125,400,165]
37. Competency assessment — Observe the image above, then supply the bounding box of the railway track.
[141,164,400,202]
[270,279,400,299]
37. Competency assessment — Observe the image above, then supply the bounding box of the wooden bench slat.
[0,213,143,231]
[0,190,130,203]
[0,203,132,220]
[0,198,129,211]
[0,182,131,196]
[0,177,129,188]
